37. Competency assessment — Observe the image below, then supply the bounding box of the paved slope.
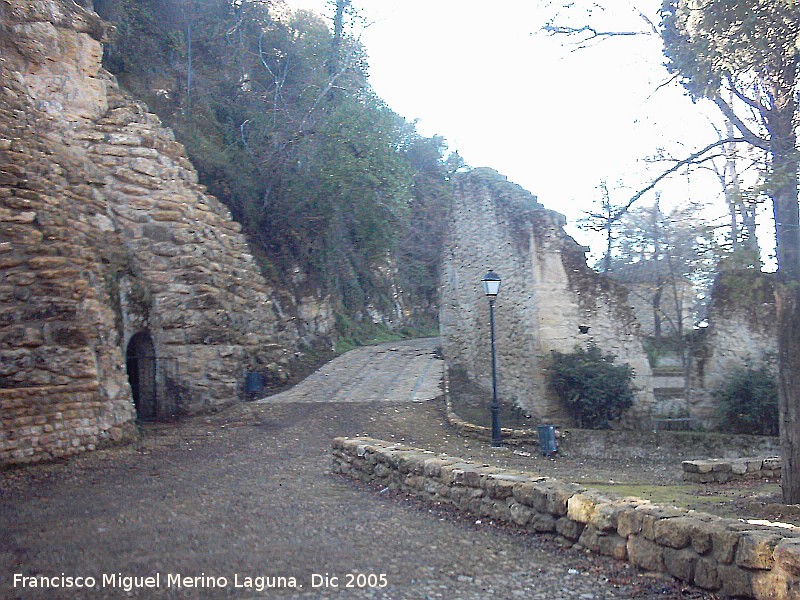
[259,338,443,404]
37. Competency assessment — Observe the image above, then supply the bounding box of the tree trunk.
[724,119,741,252]
[777,281,800,503]
[652,283,663,342]
[775,175,800,503]
[771,124,800,503]
[328,0,350,101]
[602,218,612,273]
[742,202,759,259]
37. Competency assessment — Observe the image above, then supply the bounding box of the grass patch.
[332,316,439,354]
[586,481,787,523]
[587,483,723,506]
[333,324,405,354]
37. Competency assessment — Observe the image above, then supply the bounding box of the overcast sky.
[285,0,774,261]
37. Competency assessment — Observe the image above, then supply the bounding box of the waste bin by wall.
[245,372,265,401]
[537,424,558,456]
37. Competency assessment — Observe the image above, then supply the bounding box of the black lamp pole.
[482,270,502,447]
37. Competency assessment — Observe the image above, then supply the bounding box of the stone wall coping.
[683,457,783,484]
[332,436,800,600]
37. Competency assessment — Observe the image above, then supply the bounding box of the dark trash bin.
[537,424,558,456]
[245,372,265,401]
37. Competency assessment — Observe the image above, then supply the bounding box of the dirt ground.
[446,363,799,528]
[0,399,720,600]
[1,338,795,599]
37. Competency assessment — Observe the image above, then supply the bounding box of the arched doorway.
[126,331,157,420]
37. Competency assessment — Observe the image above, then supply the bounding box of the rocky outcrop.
[0,0,303,464]
[439,169,654,425]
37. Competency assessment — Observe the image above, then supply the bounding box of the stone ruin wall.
[689,272,777,428]
[440,169,655,426]
[439,169,780,431]
[0,0,324,465]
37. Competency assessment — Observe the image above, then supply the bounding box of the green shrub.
[548,344,636,429]
[332,315,405,354]
[714,364,778,436]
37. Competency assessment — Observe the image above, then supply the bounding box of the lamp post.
[481,270,502,447]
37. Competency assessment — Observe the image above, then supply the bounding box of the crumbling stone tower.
[0,0,293,464]
[440,169,655,425]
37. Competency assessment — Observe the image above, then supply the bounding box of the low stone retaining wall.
[446,406,539,445]
[683,457,782,483]
[332,436,800,600]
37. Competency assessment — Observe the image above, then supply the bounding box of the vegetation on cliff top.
[92,0,459,338]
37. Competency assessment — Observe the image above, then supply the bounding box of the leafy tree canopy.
[661,0,800,108]
[661,0,800,503]
[93,0,457,335]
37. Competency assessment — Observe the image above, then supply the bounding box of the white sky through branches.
[286,0,777,267]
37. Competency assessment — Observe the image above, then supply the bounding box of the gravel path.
[0,340,714,599]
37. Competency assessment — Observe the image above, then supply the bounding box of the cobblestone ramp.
[258,338,444,404]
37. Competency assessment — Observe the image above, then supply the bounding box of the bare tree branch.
[542,23,652,50]
[646,72,681,99]
[636,9,659,35]
[541,4,657,46]
[712,94,769,150]
[542,23,652,39]
[615,137,761,220]
[726,75,770,116]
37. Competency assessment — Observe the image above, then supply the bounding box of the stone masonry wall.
[0,0,137,462]
[440,168,654,424]
[683,457,782,484]
[333,436,800,600]
[0,0,300,464]
[690,272,777,428]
